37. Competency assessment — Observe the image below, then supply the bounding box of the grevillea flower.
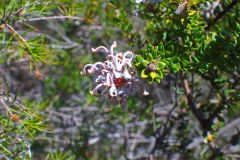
[81,41,149,111]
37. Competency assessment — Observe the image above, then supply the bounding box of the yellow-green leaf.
[140,69,149,79]
[141,60,149,67]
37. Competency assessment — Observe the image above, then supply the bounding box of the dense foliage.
[0,0,240,159]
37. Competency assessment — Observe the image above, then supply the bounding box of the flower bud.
[148,63,156,71]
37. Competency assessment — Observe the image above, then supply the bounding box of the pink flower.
[82,41,148,111]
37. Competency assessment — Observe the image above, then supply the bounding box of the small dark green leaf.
[136,55,144,63]
[155,71,163,79]
[171,62,181,73]
[172,56,180,63]
[126,24,133,32]
[156,62,166,70]
[182,60,190,68]
[155,78,161,83]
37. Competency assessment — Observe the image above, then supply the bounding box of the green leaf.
[152,49,158,59]
[135,55,144,63]
[126,24,133,32]
[143,53,153,61]
[147,76,154,84]
[155,71,163,79]
[0,143,11,154]
[192,56,199,63]
[163,31,167,40]
[147,44,153,50]
[224,89,235,96]
[141,60,149,67]
[172,56,180,63]
[156,62,166,70]
[165,51,171,57]
[182,60,190,68]
[158,42,164,52]
[171,62,181,73]
[155,78,161,83]
[22,123,35,138]
[236,23,240,31]
[161,59,173,66]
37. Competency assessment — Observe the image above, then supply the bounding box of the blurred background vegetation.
[0,0,240,159]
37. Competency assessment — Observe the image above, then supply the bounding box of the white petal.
[142,90,149,96]
[114,71,122,79]
[123,69,132,81]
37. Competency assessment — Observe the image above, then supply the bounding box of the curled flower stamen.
[104,73,112,87]
[110,41,117,56]
[94,62,105,69]
[82,41,149,111]
[90,83,105,95]
[123,51,134,61]
[92,46,109,54]
[82,64,95,75]
[95,75,105,83]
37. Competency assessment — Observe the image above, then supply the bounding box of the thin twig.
[206,72,228,123]
[206,0,239,30]
[45,108,82,123]
[48,21,81,47]
[150,74,179,157]
[150,104,176,155]
[0,98,13,116]
[4,23,28,46]
[4,23,37,68]
[152,105,156,132]
[9,0,43,19]
[18,16,85,22]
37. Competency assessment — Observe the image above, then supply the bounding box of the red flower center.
[113,77,126,88]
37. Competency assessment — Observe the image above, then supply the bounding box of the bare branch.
[180,71,206,126]
[4,23,28,46]
[18,16,85,22]
[0,98,13,116]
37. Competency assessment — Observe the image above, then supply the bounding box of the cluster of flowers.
[81,41,149,111]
